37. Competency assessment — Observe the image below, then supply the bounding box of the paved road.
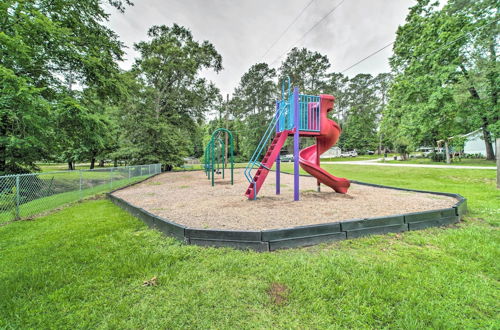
[321,158,496,170]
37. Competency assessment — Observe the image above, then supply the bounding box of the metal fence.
[0,164,161,224]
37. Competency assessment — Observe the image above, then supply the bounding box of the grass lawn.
[0,175,151,224]
[379,158,496,167]
[0,165,498,328]
[321,154,391,162]
[174,162,248,171]
[37,163,119,172]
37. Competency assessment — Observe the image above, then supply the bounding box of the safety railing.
[278,94,320,133]
[244,101,291,186]
[0,164,161,224]
[299,94,321,132]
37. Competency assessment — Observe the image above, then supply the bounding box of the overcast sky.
[106,0,417,96]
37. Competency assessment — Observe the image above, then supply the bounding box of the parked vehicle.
[341,150,358,157]
[280,154,294,162]
[418,147,434,157]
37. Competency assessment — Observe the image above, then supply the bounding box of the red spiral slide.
[298,95,350,194]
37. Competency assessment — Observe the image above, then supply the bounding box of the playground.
[113,169,457,230]
[110,80,467,249]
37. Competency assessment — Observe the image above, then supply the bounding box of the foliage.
[116,25,222,168]
[429,151,446,162]
[278,47,330,95]
[0,0,132,173]
[0,66,50,174]
[381,0,499,160]
[231,63,277,159]
[337,74,388,151]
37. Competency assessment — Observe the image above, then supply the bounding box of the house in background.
[461,129,496,157]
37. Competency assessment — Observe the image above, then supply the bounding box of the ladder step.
[259,163,270,170]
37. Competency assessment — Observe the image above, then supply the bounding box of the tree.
[117,25,222,168]
[323,72,350,123]
[53,97,110,170]
[0,67,51,174]
[231,63,277,159]
[278,48,330,95]
[338,74,380,152]
[383,0,498,161]
[0,0,132,173]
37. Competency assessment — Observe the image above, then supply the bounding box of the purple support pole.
[293,87,300,201]
[316,140,321,192]
[275,101,281,195]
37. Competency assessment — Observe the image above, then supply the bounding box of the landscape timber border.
[107,171,467,252]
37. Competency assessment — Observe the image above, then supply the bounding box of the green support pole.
[230,141,234,185]
[211,139,215,187]
[204,128,235,187]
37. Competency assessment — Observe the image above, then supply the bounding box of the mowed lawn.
[379,158,496,167]
[0,166,498,328]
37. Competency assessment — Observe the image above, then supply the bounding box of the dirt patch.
[268,282,289,306]
[112,169,458,230]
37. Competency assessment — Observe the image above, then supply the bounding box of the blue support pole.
[293,87,300,201]
[275,101,281,195]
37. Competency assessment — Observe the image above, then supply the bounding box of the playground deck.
[113,169,457,231]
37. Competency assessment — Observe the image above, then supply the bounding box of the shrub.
[429,152,445,162]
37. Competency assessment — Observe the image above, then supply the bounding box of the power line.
[339,17,500,74]
[340,41,394,73]
[270,0,346,66]
[260,0,316,61]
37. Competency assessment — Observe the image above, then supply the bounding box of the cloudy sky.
[106,0,416,96]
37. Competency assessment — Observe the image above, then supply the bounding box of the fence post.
[15,175,20,220]
[128,166,131,181]
[110,168,113,189]
[79,170,83,200]
[149,164,151,176]
[140,166,143,177]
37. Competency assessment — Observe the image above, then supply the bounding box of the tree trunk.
[90,157,95,169]
[99,160,104,167]
[460,65,495,160]
[114,158,118,167]
[67,161,73,170]
[378,134,382,155]
[482,128,495,160]
[496,138,499,189]
[445,141,451,164]
[0,144,6,174]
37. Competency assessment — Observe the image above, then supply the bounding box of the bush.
[429,152,445,162]
[464,153,484,159]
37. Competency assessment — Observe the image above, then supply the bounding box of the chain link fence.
[0,164,161,224]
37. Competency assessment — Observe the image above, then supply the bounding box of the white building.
[462,130,496,157]
[320,146,342,158]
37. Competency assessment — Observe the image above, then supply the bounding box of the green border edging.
[107,173,467,252]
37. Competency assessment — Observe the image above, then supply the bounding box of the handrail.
[244,101,291,185]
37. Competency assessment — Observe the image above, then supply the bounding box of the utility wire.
[270,0,346,66]
[339,17,499,74]
[340,41,394,73]
[260,0,316,61]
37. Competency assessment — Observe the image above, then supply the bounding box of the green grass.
[321,154,393,162]
[0,175,150,224]
[379,158,496,167]
[0,166,499,328]
[173,162,248,171]
[37,163,118,172]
